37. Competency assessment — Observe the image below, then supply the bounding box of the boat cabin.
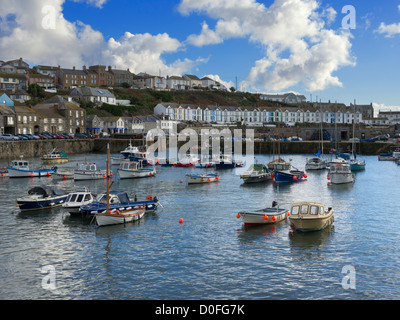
[329,163,351,173]
[78,163,98,171]
[11,160,29,169]
[290,202,330,217]
[96,192,131,204]
[119,161,141,170]
[66,192,94,204]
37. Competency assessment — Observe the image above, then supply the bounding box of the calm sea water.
[1,152,400,300]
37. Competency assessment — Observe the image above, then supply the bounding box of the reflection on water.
[1,153,400,299]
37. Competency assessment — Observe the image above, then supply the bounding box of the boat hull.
[305,158,327,170]
[17,195,68,211]
[74,170,106,181]
[7,168,54,178]
[186,174,219,184]
[328,172,355,184]
[273,170,306,183]
[238,208,288,226]
[240,173,272,183]
[289,213,334,232]
[96,208,146,226]
[118,167,156,179]
[81,200,158,216]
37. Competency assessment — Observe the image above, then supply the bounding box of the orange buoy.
[264,215,269,220]
[272,216,276,221]
[236,213,241,219]
[180,179,183,183]
[179,218,183,224]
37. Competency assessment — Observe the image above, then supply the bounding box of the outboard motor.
[272,201,278,208]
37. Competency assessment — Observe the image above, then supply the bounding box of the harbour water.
[1,152,400,300]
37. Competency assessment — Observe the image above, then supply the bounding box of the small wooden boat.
[16,185,68,211]
[95,206,146,227]
[268,158,290,171]
[62,188,96,215]
[7,158,54,178]
[349,159,365,171]
[117,160,156,179]
[327,163,355,184]
[74,163,106,181]
[240,164,272,183]
[42,149,68,164]
[186,173,219,184]
[237,201,289,226]
[289,202,334,232]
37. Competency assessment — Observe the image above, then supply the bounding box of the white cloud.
[376,22,400,37]
[372,103,400,117]
[204,74,234,91]
[0,0,205,77]
[178,0,355,92]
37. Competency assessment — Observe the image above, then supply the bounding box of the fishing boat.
[378,151,395,161]
[42,148,68,164]
[268,158,291,171]
[240,164,272,183]
[62,188,96,215]
[349,158,366,171]
[117,160,156,179]
[186,173,219,184]
[7,157,54,178]
[289,202,334,232]
[327,162,355,184]
[74,163,107,181]
[16,185,68,211]
[237,201,289,226]
[173,155,199,167]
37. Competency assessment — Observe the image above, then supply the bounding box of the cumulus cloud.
[70,0,109,9]
[178,0,355,92]
[204,74,234,91]
[372,103,400,117]
[0,0,203,76]
[375,4,400,37]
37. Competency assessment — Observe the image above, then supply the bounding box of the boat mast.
[106,143,110,214]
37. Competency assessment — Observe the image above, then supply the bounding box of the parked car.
[17,134,28,140]
[0,134,19,140]
[74,133,87,139]
[26,134,41,140]
[372,135,388,142]
[99,132,110,138]
[349,137,360,142]
[37,134,49,140]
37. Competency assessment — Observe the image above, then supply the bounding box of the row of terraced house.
[0,57,225,91]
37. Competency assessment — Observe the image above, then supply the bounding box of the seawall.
[0,139,396,160]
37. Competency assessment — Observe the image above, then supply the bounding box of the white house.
[69,87,116,105]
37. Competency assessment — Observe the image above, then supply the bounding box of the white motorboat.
[305,157,327,170]
[117,160,156,179]
[74,163,107,181]
[186,173,219,184]
[327,163,355,184]
[62,188,96,215]
[7,158,54,178]
[237,201,289,226]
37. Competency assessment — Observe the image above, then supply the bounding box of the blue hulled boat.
[17,185,68,211]
[79,191,160,217]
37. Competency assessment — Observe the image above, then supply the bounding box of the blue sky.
[1,0,400,112]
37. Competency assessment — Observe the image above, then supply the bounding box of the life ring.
[146,195,154,201]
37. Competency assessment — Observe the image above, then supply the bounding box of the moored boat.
[62,188,96,215]
[237,201,289,226]
[117,160,156,179]
[74,163,107,181]
[289,202,334,232]
[95,206,146,227]
[7,158,54,178]
[240,164,272,183]
[305,157,327,170]
[0,168,9,177]
[186,173,219,184]
[16,185,68,211]
[327,163,355,184]
[349,159,366,171]
[42,148,68,164]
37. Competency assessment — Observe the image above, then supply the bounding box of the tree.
[28,84,46,98]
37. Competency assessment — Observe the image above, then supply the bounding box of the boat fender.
[146,195,154,201]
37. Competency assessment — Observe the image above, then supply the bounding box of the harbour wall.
[0,138,396,160]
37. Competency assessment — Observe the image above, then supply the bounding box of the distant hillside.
[29,87,297,118]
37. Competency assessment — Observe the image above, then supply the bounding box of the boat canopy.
[28,185,67,197]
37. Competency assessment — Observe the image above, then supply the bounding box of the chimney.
[108,66,112,72]
[73,66,75,71]
[83,65,86,71]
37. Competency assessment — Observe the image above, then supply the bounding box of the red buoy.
[179,218,184,224]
